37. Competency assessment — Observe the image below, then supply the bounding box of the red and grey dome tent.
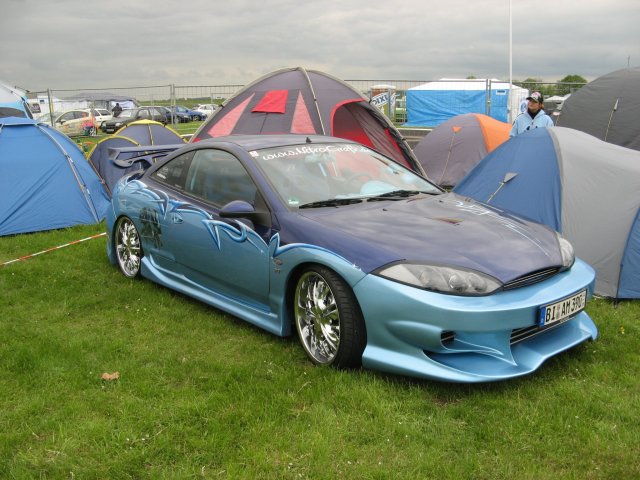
[192,67,423,174]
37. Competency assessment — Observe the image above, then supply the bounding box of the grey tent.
[454,127,640,299]
[556,67,640,150]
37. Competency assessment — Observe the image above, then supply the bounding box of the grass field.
[1,221,639,479]
[2,123,639,478]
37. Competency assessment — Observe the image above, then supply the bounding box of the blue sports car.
[105,134,597,382]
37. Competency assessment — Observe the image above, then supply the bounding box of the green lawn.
[1,223,638,479]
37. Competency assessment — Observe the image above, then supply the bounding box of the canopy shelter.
[405,79,528,127]
[63,91,138,110]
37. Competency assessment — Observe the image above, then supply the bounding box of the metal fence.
[25,79,585,127]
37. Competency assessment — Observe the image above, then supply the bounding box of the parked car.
[106,134,597,382]
[53,109,109,137]
[174,105,206,122]
[93,108,113,127]
[194,104,217,118]
[100,106,167,133]
[33,111,63,127]
[160,106,190,124]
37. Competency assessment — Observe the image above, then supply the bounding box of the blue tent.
[0,81,32,119]
[0,117,110,236]
[454,127,640,299]
[405,79,528,127]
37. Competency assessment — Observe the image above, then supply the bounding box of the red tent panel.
[208,95,254,137]
[291,92,316,134]
[252,90,288,114]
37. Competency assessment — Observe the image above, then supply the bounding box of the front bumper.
[353,258,597,382]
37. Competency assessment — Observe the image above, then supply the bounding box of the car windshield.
[252,142,441,208]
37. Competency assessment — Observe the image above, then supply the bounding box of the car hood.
[285,192,563,283]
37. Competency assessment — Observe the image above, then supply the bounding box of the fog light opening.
[441,330,455,346]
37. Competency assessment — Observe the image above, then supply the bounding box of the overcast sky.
[2,0,639,92]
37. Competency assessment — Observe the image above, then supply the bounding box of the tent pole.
[604,98,619,141]
[300,67,326,135]
[38,125,101,223]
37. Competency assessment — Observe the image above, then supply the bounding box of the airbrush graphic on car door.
[151,148,271,309]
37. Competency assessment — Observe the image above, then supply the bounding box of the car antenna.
[306,137,312,143]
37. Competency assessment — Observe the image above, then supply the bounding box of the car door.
[150,148,271,310]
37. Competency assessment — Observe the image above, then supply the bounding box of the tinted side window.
[184,149,257,206]
[151,151,195,190]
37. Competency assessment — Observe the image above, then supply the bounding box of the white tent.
[405,78,528,127]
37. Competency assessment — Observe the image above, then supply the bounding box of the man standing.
[111,103,122,118]
[510,92,554,136]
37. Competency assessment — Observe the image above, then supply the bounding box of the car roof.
[195,134,355,151]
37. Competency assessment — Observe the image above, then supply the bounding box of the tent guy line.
[0,232,106,267]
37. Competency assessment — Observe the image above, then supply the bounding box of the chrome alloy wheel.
[294,270,341,365]
[115,217,142,278]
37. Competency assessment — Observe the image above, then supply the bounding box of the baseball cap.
[526,92,543,103]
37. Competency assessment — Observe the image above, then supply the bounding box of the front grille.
[503,267,560,291]
[510,325,543,344]
[440,322,564,347]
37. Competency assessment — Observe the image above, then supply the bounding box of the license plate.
[539,289,587,327]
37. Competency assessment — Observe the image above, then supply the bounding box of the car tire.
[294,265,366,368]
[114,216,143,278]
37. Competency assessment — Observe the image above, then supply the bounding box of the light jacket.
[510,109,554,136]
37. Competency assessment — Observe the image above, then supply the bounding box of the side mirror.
[219,200,256,219]
[220,200,272,228]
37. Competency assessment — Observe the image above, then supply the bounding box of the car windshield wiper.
[365,189,432,201]
[298,198,365,209]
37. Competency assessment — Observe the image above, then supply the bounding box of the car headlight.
[376,263,502,296]
[556,233,575,269]
[115,122,122,127]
